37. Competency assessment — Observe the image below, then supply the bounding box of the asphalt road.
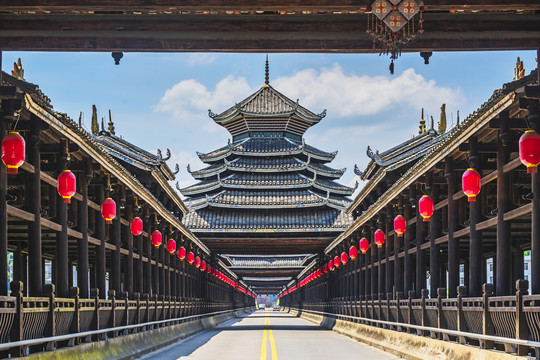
[140,310,400,360]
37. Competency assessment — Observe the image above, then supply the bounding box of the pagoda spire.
[265,54,269,85]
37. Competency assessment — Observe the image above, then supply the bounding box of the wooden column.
[365,234,371,296]
[496,117,511,296]
[143,211,151,295]
[159,234,165,295]
[358,241,365,297]
[371,228,377,296]
[528,95,540,294]
[56,149,69,298]
[404,202,412,293]
[111,190,122,293]
[0,118,8,296]
[152,229,159,295]
[385,212,394,295]
[77,159,91,298]
[429,184,440,298]
[395,198,404,295]
[416,184,425,297]
[125,204,133,296]
[468,138,482,297]
[95,184,106,299]
[27,120,42,297]
[446,158,459,298]
[135,211,143,295]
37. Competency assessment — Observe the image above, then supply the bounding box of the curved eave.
[189,226,350,233]
[228,163,306,173]
[307,164,346,179]
[232,148,302,157]
[207,201,328,209]
[303,147,337,162]
[313,181,355,196]
[222,180,311,190]
[180,180,221,196]
[190,164,227,179]
[213,110,322,124]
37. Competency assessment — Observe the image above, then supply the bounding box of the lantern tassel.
[528,165,538,174]
[63,197,71,204]
[423,217,430,222]
[468,195,476,202]
[7,166,18,175]
[106,219,112,224]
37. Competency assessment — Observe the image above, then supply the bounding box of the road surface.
[140,310,399,360]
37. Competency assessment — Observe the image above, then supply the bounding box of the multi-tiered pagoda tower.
[181,65,354,292]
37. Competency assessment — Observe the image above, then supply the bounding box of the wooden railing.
[283,280,540,357]
[0,281,250,357]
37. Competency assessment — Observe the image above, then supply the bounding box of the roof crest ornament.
[175,181,182,192]
[208,109,217,118]
[265,54,270,85]
[187,164,192,173]
[354,164,363,176]
[354,181,359,190]
[317,109,327,118]
[173,164,180,175]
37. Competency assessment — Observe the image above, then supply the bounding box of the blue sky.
[2,51,537,193]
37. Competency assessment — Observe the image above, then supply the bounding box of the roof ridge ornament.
[354,164,363,176]
[173,164,180,175]
[265,54,270,85]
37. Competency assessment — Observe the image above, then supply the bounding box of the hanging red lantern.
[520,130,540,174]
[167,239,176,254]
[333,255,341,268]
[151,230,162,247]
[462,168,481,202]
[341,252,349,265]
[323,264,329,274]
[1,131,25,174]
[349,246,358,260]
[206,264,211,274]
[374,229,385,248]
[360,237,369,254]
[187,251,195,265]
[177,246,186,260]
[57,170,76,203]
[419,195,434,222]
[194,256,201,268]
[328,259,335,271]
[130,217,143,236]
[201,260,206,271]
[394,215,406,237]
[101,198,116,224]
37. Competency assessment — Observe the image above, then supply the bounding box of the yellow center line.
[268,317,278,360]
[260,313,268,360]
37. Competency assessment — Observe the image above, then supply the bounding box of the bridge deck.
[142,310,398,360]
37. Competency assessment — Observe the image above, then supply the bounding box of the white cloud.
[272,64,464,118]
[155,75,252,124]
[187,53,218,66]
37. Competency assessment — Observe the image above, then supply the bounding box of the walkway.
[141,310,399,360]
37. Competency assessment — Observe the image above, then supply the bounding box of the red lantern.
[333,255,341,268]
[167,239,176,254]
[57,170,76,203]
[360,237,369,254]
[323,264,329,274]
[206,264,211,274]
[520,130,540,174]
[374,229,385,248]
[341,252,348,265]
[328,259,335,271]
[462,168,481,202]
[130,217,143,236]
[101,198,116,224]
[177,246,186,260]
[201,260,206,271]
[394,215,406,237]
[151,230,162,247]
[419,195,434,222]
[187,252,195,265]
[1,131,25,174]
[194,256,201,268]
[349,246,358,260]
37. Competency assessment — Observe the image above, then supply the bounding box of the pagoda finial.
[264,54,269,85]
[108,109,115,135]
[419,108,426,134]
[91,105,99,135]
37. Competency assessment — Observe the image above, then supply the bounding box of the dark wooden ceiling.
[1,1,540,52]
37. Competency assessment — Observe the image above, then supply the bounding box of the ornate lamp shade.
[333,255,341,268]
[341,252,349,265]
[130,217,143,236]
[374,229,385,248]
[328,259,335,271]
[177,246,186,260]
[167,239,176,254]
[151,230,162,247]
[101,198,116,224]
[462,168,481,202]
[194,256,201,268]
[1,131,25,174]
[360,237,369,254]
[419,195,434,222]
[394,215,406,237]
[520,130,540,174]
[187,251,195,265]
[201,261,207,271]
[57,170,76,203]
[349,246,358,260]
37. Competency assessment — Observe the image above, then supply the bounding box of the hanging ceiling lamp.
[151,230,162,247]
[1,131,25,174]
[57,170,76,203]
[101,198,116,224]
[394,215,406,237]
[519,130,540,174]
[130,217,143,236]
[462,168,481,202]
[374,229,385,248]
[366,1,424,73]
[167,239,176,254]
[360,237,370,254]
[418,195,434,222]
[349,245,358,260]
